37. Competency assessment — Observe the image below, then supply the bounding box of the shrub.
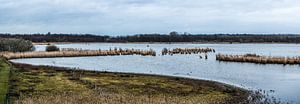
[46,45,60,52]
[0,38,35,52]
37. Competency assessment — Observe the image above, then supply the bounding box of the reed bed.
[162,48,215,55]
[216,53,300,65]
[1,48,156,60]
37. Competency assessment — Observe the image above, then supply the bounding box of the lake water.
[12,43,300,103]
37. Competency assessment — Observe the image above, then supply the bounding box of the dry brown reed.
[162,48,215,55]
[216,53,300,65]
[1,48,156,60]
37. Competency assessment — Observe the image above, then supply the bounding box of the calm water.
[12,43,300,103]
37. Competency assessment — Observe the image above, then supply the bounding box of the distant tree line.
[0,33,109,42]
[1,32,300,43]
[0,38,35,52]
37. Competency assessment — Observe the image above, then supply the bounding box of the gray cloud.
[0,0,300,35]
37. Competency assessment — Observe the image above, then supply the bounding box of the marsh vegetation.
[7,63,250,104]
[0,58,10,104]
[2,48,156,60]
[3,43,300,103]
[216,53,300,65]
[161,48,215,55]
[15,43,300,103]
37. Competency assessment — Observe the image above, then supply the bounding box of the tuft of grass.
[0,58,10,104]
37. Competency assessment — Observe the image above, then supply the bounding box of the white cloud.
[0,0,300,35]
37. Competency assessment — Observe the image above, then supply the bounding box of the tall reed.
[216,53,300,65]
[1,48,156,60]
[162,47,215,55]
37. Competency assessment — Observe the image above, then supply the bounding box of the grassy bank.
[0,58,10,104]
[8,63,250,104]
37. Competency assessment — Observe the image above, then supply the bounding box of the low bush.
[46,45,60,52]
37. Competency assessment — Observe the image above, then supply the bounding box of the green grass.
[0,58,10,104]
[9,63,250,104]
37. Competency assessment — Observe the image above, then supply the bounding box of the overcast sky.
[0,0,300,35]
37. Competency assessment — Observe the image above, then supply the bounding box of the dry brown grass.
[1,48,156,59]
[162,48,215,55]
[15,91,231,104]
[216,53,300,65]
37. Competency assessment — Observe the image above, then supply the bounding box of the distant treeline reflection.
[1,32,300,43]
